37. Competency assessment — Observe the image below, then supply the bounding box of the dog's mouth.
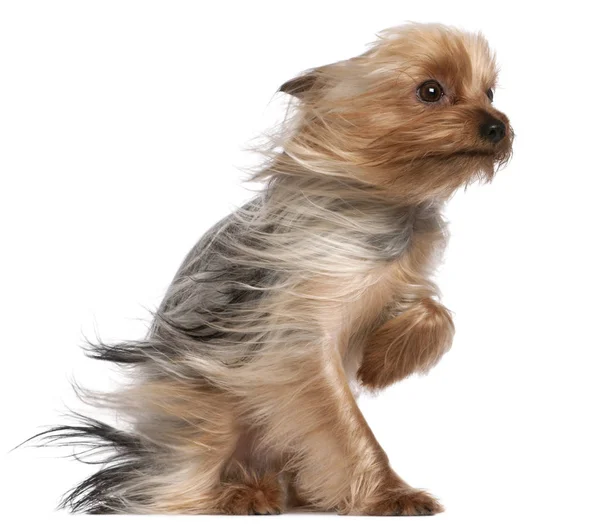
[456,149,496,157]
[421,147,511,163]
[440,149,496,159]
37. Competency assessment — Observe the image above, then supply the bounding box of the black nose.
[479,116,506,144]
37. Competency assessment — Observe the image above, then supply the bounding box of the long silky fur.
[27,415,150,513]
[24,23,512,514]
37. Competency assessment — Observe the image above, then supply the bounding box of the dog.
[33,22,512,515]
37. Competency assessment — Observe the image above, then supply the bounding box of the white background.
[1,1,599,527]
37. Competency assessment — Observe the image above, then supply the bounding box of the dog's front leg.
[358,298,454,390]
[247,347,442,515]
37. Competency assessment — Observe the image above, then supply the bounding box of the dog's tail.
[18,335,161,512]
[20,316,236,513]
[23,412,154,513]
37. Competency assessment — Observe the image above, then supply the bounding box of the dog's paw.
[360,488,444,516]
[218,472,283,515]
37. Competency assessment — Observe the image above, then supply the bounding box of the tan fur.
[230,24,510,513]
[270,24,511,203]
[217,468,284,515]
[42,23,512,516]
[358,298,455,389]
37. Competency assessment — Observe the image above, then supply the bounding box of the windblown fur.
[29,23,512,515]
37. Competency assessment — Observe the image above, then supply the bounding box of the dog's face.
[280,24,513,202]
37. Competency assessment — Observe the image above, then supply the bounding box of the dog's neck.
[257,171,445,265]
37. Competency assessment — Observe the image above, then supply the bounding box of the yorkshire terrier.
[34,23,512,515]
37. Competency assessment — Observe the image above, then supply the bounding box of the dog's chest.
[335,212,446,379]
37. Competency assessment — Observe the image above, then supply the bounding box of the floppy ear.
[279,71,320,98]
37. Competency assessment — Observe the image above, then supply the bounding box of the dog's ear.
[279,73,319,98]
[279,64,337,99]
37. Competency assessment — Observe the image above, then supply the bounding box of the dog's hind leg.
[209,427,286,515]
[216,466,284,515]
[85,378,243,514]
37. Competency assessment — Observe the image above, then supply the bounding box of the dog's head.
[279,23,513,202]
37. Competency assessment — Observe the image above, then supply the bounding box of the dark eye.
[486,88,494,102]
[417,80,444,103]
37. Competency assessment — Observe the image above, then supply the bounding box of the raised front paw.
[358,298,454,389]
[360,487,444,516]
